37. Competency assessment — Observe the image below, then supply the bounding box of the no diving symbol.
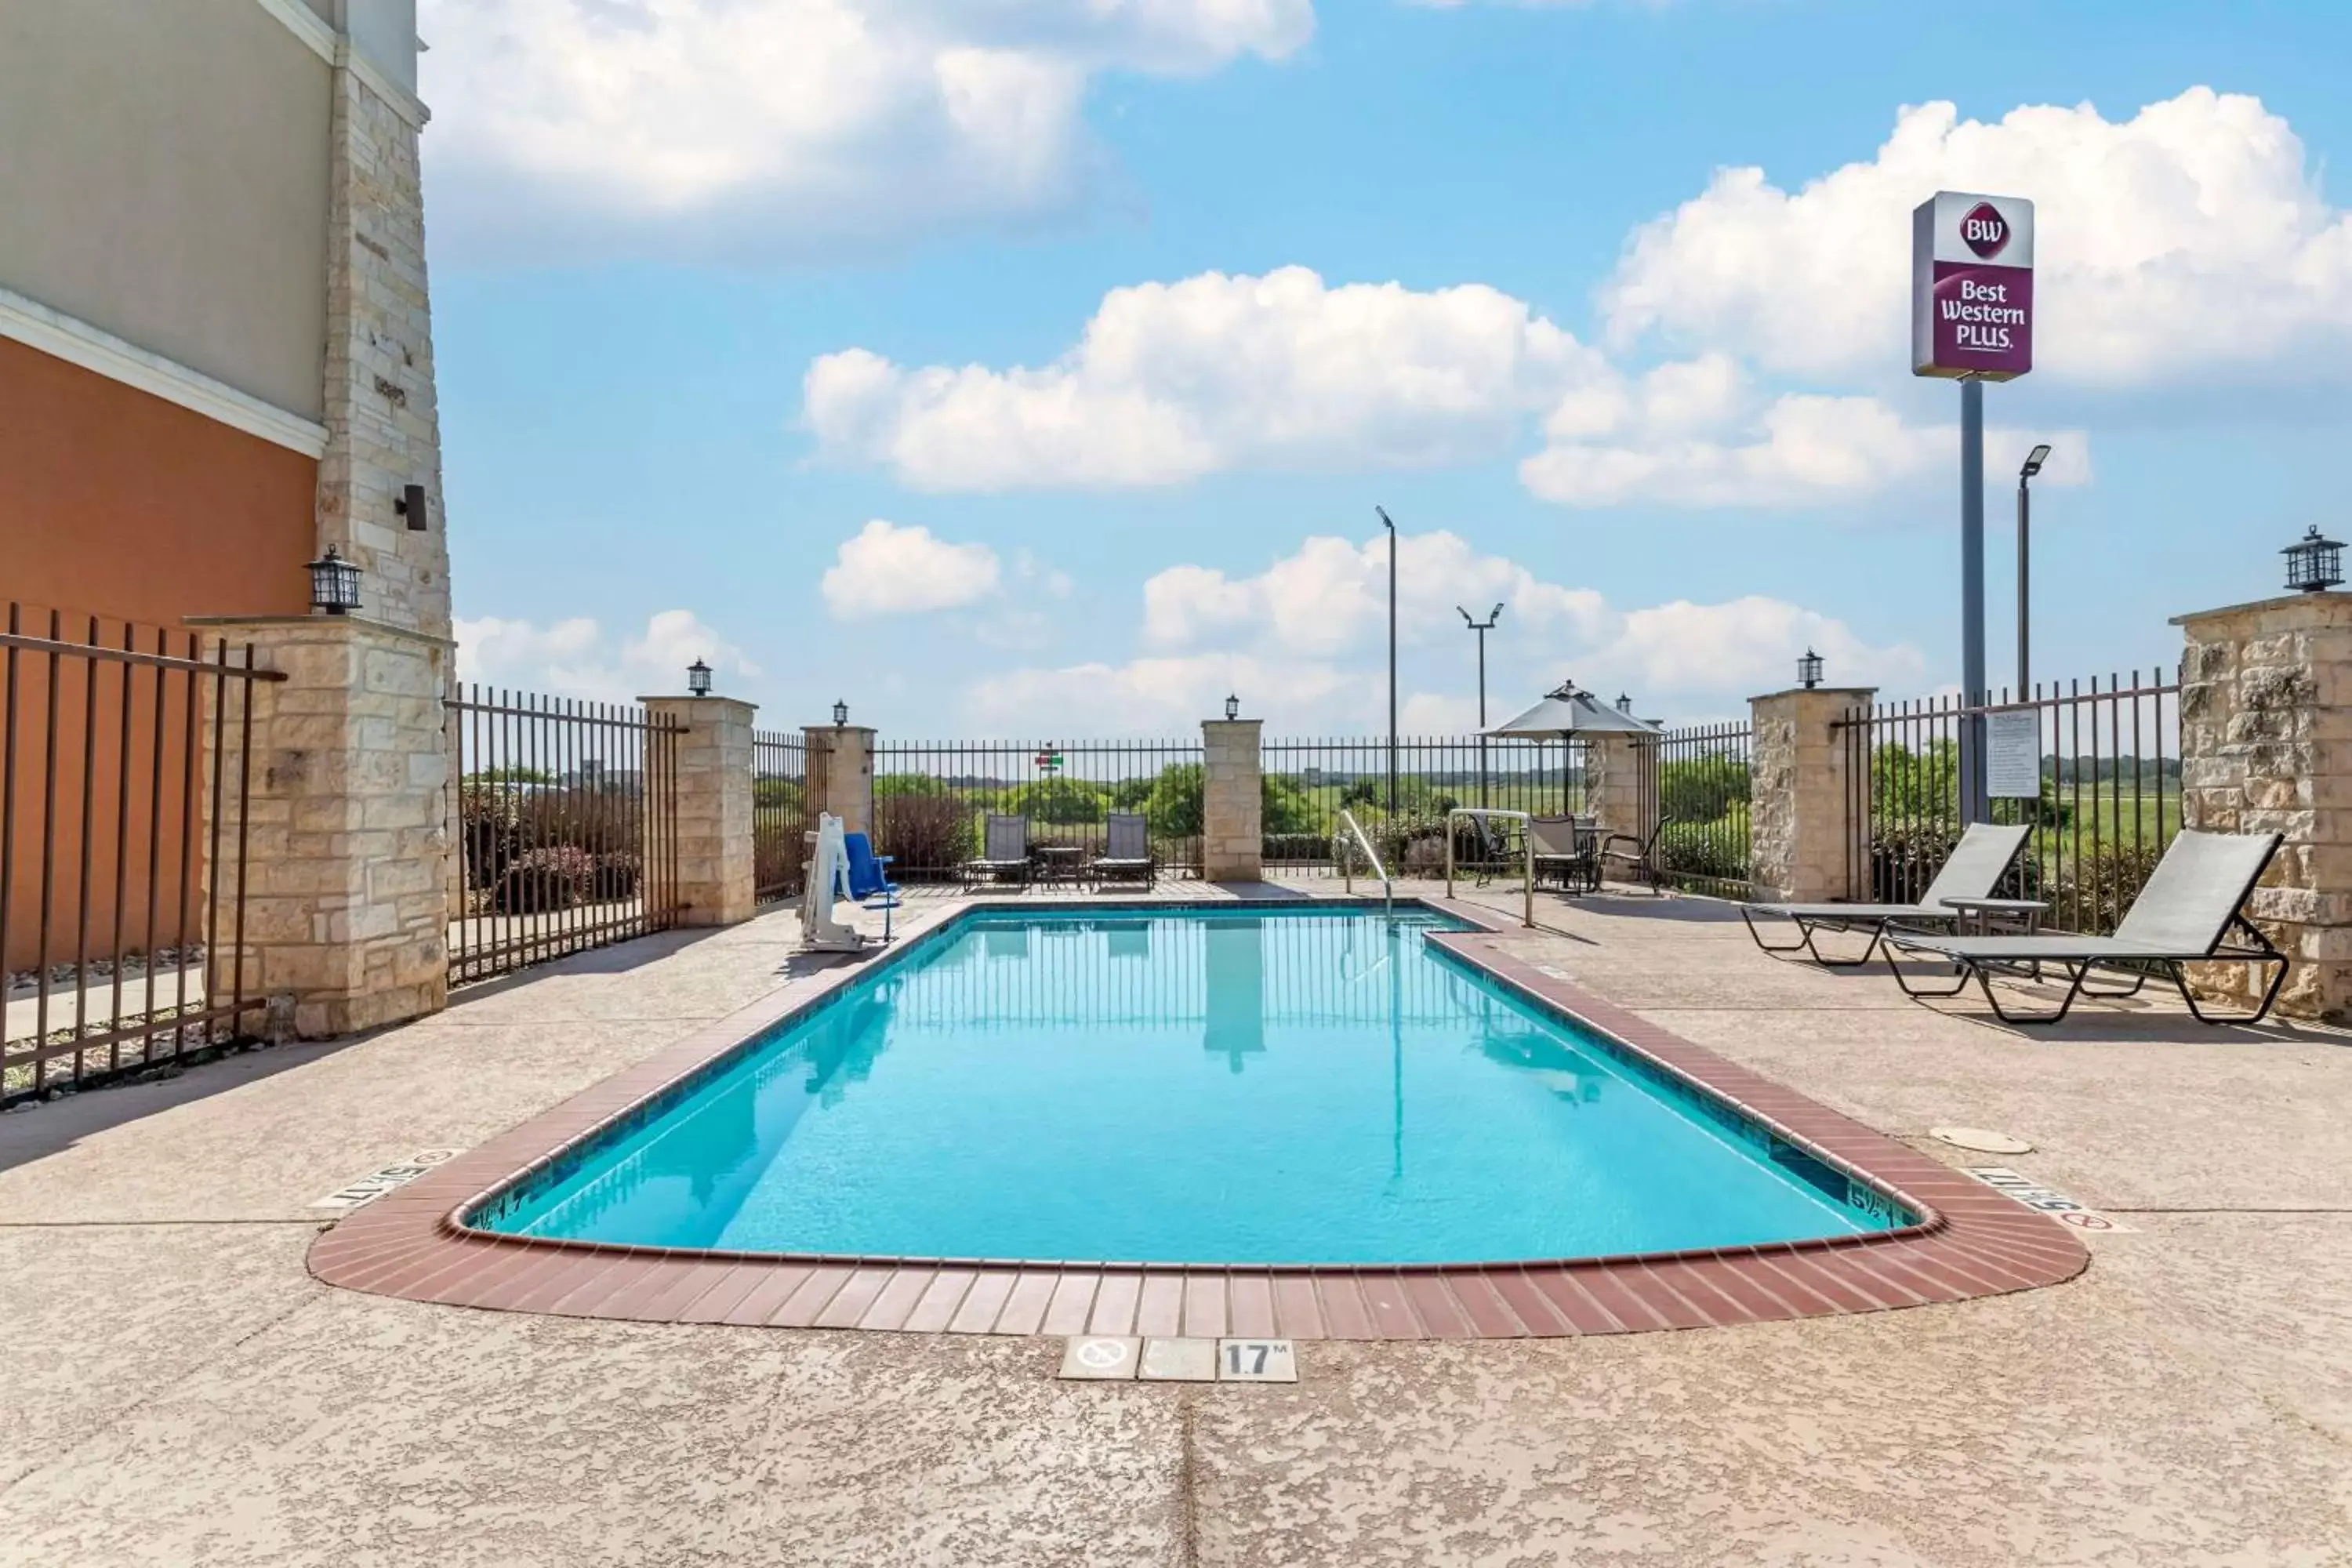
[1076,1338,1130,1370]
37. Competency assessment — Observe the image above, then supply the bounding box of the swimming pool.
[469,906,1910,1266]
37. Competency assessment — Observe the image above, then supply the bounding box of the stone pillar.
[2176,593,2352,1021]
[806,725,877,836]
[1748,687,1875,903]
[1202,719,1264,882]
[643,696,757,928]
[315,25,451,644]
[1586,733,1656,843]
[194,614,451,1039]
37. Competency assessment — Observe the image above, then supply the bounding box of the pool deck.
[4,878,2350,1563]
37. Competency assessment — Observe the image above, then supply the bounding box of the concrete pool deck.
[3,880,2349,1563]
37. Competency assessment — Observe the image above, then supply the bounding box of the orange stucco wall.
[2,337,318,974]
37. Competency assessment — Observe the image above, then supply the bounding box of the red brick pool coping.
[310,895,2089,1338]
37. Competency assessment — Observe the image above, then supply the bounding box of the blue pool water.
[475,908,1904,1265]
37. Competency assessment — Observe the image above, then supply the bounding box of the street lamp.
[686,658,713,696]
[1459,602,1504,806]
[2285,527,2344,593]
[833,699,849,727]
[306,546,361,615]
[1798,648,1824,689]
[1224,692,1240,721]
[2018,443,2051,695]
[1375,506,1399,817]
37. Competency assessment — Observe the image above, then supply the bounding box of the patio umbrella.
[1485,680,1662,739]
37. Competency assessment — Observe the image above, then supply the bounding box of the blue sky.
[423,0,2352,734]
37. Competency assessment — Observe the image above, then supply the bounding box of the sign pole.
[1960,376,1988,824]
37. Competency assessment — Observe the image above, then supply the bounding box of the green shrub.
[1006,776,1106,825]
[874,792,975,875]
[1658,757,1750,824]
[1145,763,1205,839]
[493,844,593,913]
[2051,841,2163,935]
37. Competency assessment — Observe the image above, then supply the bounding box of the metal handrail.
[1336,808,1392,915]
[1443,808,1536,927]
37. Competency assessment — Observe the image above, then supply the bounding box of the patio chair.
[961,813,1032,891]
[1529,815,1599,895]
[842,831,902,942]
[1091,811,1156,889]
[1882,829,2286,1025]
[1740,822,2033,967]
[1599,816,1675,897]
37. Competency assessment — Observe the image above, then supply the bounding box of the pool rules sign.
[1911,191,2034,379]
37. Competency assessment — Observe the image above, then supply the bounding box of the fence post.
[1202,717,1264,881]
[642,695,757,927]
[805,723,877,835]
[1748,684,1875,903]
[193,615,451,1039]
[1586,733,1654,844]
[2176,593,2352,1021]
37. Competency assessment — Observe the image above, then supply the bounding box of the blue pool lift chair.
[842,831,902,942]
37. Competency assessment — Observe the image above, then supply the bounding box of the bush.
[1659,817,1751,884]
[493,844,594,913]
[874,792,975,876]
[591,850,641,902]
[1658,757,1750,824]
[1145,764,1205,839]
[459,782,521,893]
[1261,832,1332,864]
[1006,777,1105,825]
[753,776,805,815]
[517,787,638,858]
[754,819,805,893]
[2052,841,2162,934]
[1261,774,1319,835]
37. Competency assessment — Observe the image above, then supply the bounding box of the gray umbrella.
[1486,681,1662,738]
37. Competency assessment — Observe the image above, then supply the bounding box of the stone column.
[642,696,757,928]
[1202,718,1264,882]
[1586,733,1655,842]
[194,614,451,1039]
[1748,686,1875,903]
[2176,593,2352,1021]
[806,724,877,835]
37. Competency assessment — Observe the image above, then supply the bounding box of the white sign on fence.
[1984,708,2043,799]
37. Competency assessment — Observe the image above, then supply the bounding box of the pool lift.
[799,812,870,953]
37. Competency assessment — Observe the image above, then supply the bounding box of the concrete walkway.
[2,882,2348,1565]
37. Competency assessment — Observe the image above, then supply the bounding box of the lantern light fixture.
[686,659,713,696]
[306,546,361,615]
[1798,648,1824,689]
[2284,526,2344,594]
[1224,692,1240,721]
[833,699,849,728]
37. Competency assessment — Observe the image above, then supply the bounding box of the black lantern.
[306,546,361,615]
[833,699,849,728]
[1798,648,1824,689]
[2284,526,2343,594]
[1615,692,1633,713]
[1224,692,1240,721]
[686,658,713,696]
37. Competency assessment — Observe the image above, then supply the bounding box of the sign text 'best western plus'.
[1911,191,2034,380]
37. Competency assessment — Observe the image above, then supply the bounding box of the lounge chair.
[1882,829,2286,1025]
[1090,811,1156,889]
[1740,822,2033,967]
[1600,816,1675,897]
[842,831,902,941]
[961,813,1031,891]
[1530,815,1599,895]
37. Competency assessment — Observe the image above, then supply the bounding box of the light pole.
[2017,443,2049,699]
[1376,506,1399,818]
[1459,603,1503,806]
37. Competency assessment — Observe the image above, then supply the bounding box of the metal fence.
[871,738,1205,880]
[1837,667,2182,934]
[447,686,684,983]
[2,606,281,1104]
[1259,735,1590,874]
[1645,720,1754,898]
[753,728,809,904]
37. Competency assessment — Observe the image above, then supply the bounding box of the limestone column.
[1202,718,1264,881]
[194,614,452,1039]
[1586,733,1656,843]
[2176,592,2351,1020]
[806,724,877,835]
[1748,686,1875,903]
[643,695,757,927]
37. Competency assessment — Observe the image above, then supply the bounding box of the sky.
[423,0,2352,735]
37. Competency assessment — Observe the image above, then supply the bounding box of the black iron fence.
[872,739,1205,879]
[447,686,684,982]
[753,728,809,904]
[1645,720,1754,898]
[1838,668,2181,934]
[1259,735,1589,874]
[2,606,281,1104]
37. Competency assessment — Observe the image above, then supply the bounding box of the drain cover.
[1930,1126,2034,1155]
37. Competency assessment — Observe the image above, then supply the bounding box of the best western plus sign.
[1911,191,2035,380]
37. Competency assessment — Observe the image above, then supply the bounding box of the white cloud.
[454,609,759,705]
[821,520,1002,618]
[804,267,1607,490]
[419,0,1312,260]
[1603,87,2352,384]
[967,652,1360,734]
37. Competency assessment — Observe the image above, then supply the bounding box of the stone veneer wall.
[1748,688,1874,904]
[644,696,757,927]
[318,64,449,641]
[1585,734,1654,844]
[2176,593,2351,1021]
[1202,720,1264,881]
[805,726,876,837]
[199,615,451,1039]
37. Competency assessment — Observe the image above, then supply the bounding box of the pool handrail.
[1443,808,1537,928]
[1335,808,1392,916]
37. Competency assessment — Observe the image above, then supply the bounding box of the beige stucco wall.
[0,0,334,417]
